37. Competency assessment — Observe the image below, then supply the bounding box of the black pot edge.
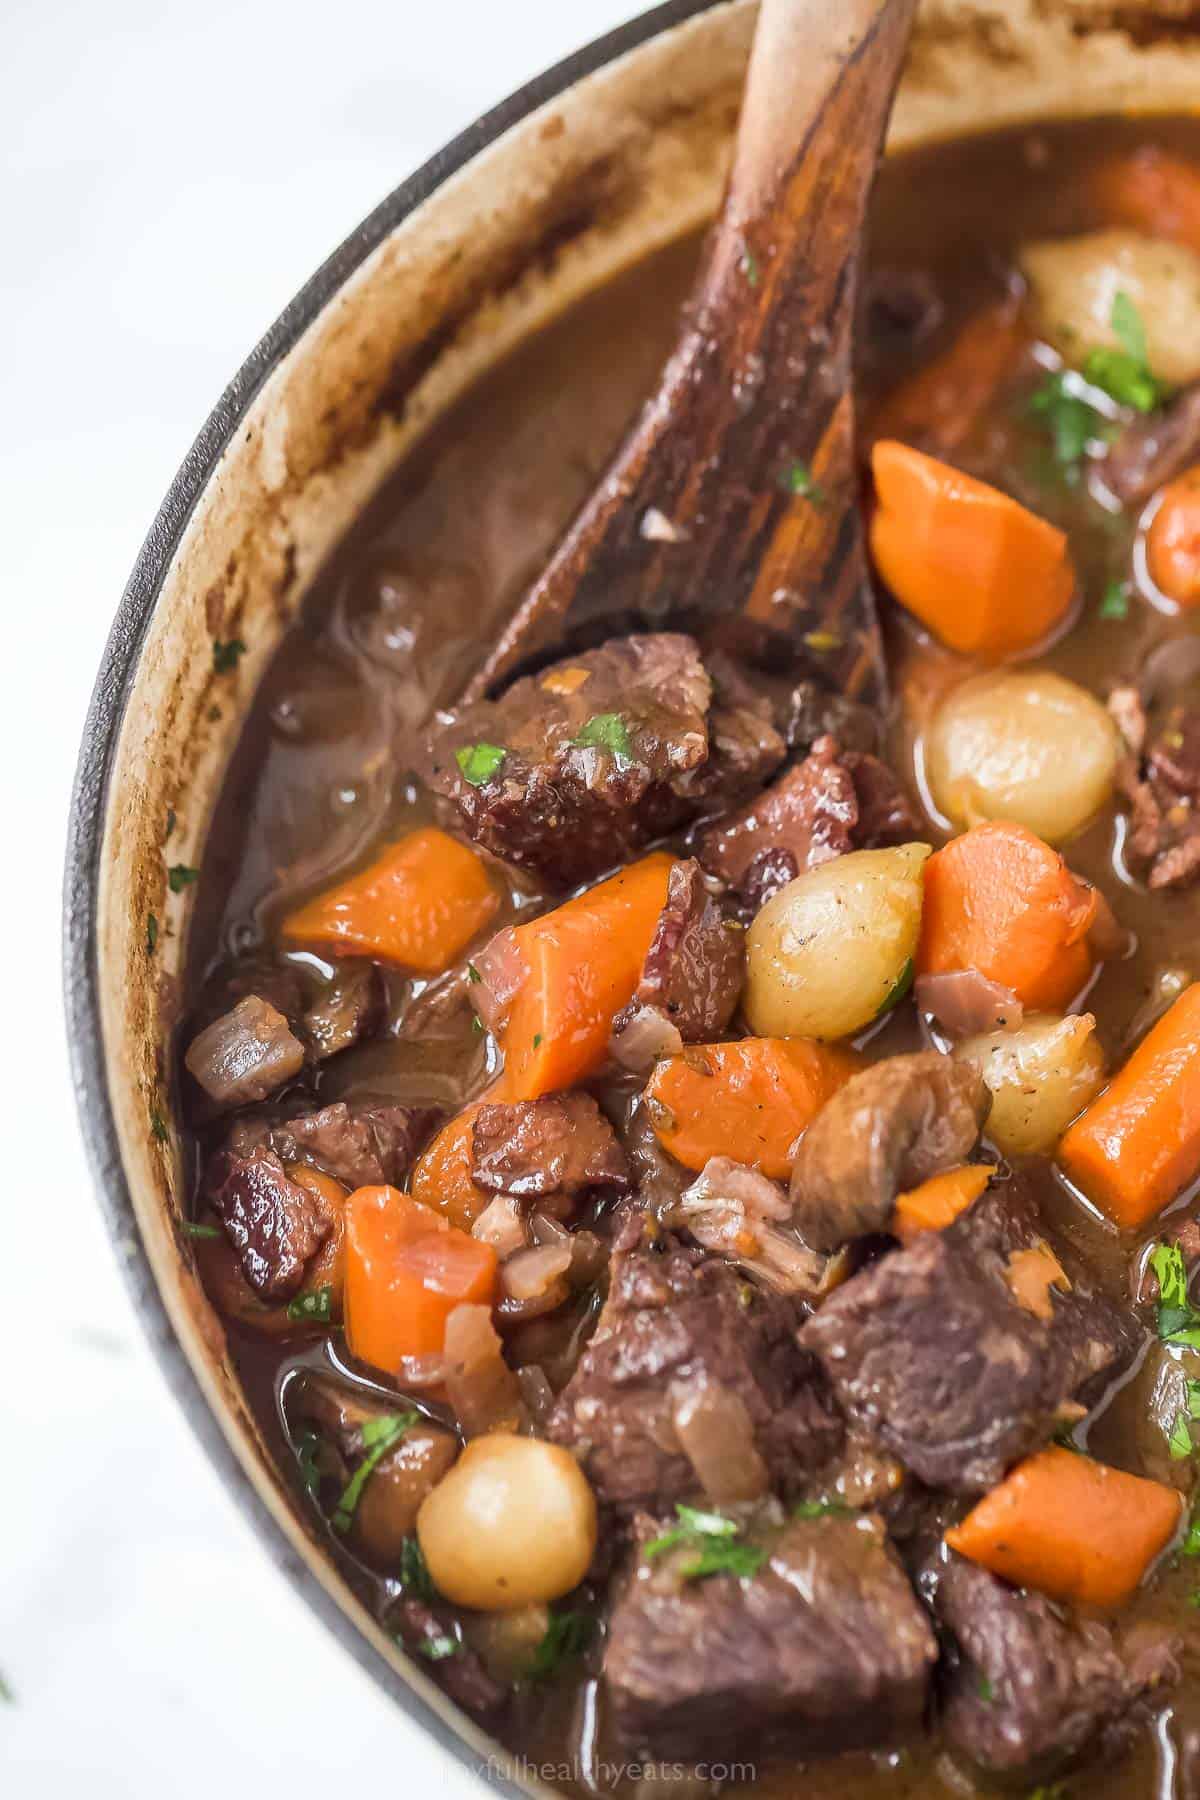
[61,2,720,1789]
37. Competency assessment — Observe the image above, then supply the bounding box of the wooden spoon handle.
[467,0,917,704]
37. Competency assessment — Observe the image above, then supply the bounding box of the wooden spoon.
[464,0,918,707]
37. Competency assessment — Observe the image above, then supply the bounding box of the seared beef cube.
[696,734,919,910]
[185,995,305,1110]
[423,633,712,885]
[1114,697,1200,890]
[393,1598,505,1717]
[675,650,786,806]
[547,1222,842,1511]
[790,1052,990,1250]
[611,859,744,1066]
[605,1513,936,1759]
[245,1097,432,1191]
[1104,378,1200,507]
[935,1556,1177,1772]
[470,1091,630,1212]
[802,1187,1136,1493]
[785,679,879,754]
[302,963,383,1061]
[209,1147,330,1300]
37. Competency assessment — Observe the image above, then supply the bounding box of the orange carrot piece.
[1146,464,1200,608]
[644,1038,861,1179]
[343,1186,497,1373]
[866,300,1027,457]
[893,1164,991,1244]
[408,1079,514,1231]
[917,822,1098,1013]
[945,1445,1182,1608]
[869,440,1076,658]
[1004,1242,1070,1321]
[494,853,677,1100]
[282,827,498,974]
[1092,145,1200,253]
[1059,983,1200,1231]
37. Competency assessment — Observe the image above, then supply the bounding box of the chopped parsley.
[1180,1510,1200,1557]
[1029,294,1162,474]
[803,630,842,654]
[1151,1242,1200,1346]
[466,962,481,984]
[644,1503,766,1581]
[1083,291,1162,413]
[779,460,825,504]
[532,1032,543,1049]
[150,1109,169,1144]
[1099,579,1131,620]
[183,1220,220,1240]
[293,1427,322,1498]
[739,247,760,288]
[286,1284,333,1324]
[1027,370,1099,470]
[456,742,507,786]
[167,863,199,894]
[876,957,915,1019]
[793,1498,849,1519]
[527,1609,594,1680]
[471,1016,484,1034]
[572,712,633,762]
[0,1668,13,1705]
[400,1535,435,1601]
[977,1671,995,1703]
[212,637,247,673]
[331,1411,417,1535]
[1169,1410,1194,1461]
[146,912,158,955]
[419,1634,462,1662]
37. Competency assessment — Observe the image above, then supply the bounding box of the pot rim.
[61,0,720,1786]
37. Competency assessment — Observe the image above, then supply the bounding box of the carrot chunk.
[1059,983,1200,1231]
[343,1186,497,1372]
[917,822,1097,1013]
[644,1038,860,1179]
[892,1164,991,1244]
[1146,464,1200,608]
[282,827,498,974]
[945,1445,1182,1608]
[491,853,677,1100]
[409,1084,511,1231]
[869,440,1076,658]
[866,300,1027,457]
[1092,145,1200,253]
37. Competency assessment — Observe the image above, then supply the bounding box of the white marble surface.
[0,2,636,1791]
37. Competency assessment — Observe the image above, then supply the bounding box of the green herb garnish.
[780,460,826,504]
[286,1284,333,1324]
[0,1669,14,1705]
[165,806,177,840]
[740,248,760,289]
[419,1634,462,1662]
[331,1411,417,1535]
[293,1427,322,1498]
[527,1609,594,1680]
[150,1109,169,1144]
[400,1535,435,1601]
[1082,292,1163,413]
[876,957,915,1019]
[644,1503,766,1582]
[793,1499,850,1519]
[183,1221,220,1240]
[977,1671,995,1703]
[1099,579,1131,620]
[466,963,481,984]
[532,1032,543,1049]
[167,863,199,894]
[146,912,158,954]
[1151,1242,1200,1344]
[213,637,247,673]
[1169,1410,1193,1461]
[1180,1510,1200,1557]
[572,713,633,762]
[1028,371,1100,470]
[456,742,507,786]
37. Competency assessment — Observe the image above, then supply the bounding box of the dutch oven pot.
[64,1,1200,1792]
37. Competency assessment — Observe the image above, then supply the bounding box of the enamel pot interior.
[64,0,1200,1791]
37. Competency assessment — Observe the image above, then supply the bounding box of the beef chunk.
[1116,701,1200,889]
[675,651,786,806]
[935,1556,1176,1773]
[1103,379,1200,507]
[302,964,383,1062]
[696,735,919,910]
[393,1598,506,1717]
[790,1052,991,1251]
[547,1220,842,1511]
[228,1096,432,1191]
[785,679,879,755]
[208,1147,331,1300]
[605,1513,936,1759]
[611,860,744,1066]
[185,995,305,1110]
[422,633,714,885]
[470,1092,630,1211]
[802,1186,1136,1493]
